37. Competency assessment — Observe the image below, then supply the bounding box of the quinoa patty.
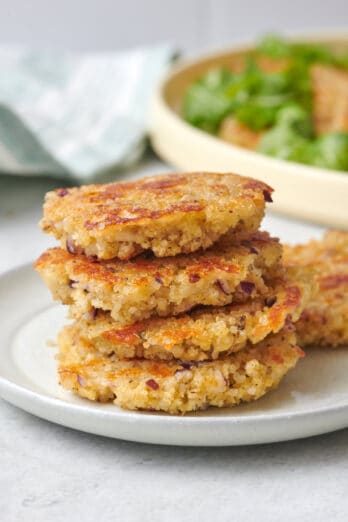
[284,230,348,347]
[57,326,303,414]
[66,277,309,362]
[40,172,272,260]
[35,232,282,325]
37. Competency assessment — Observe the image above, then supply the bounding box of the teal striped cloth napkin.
[0,44,173,182]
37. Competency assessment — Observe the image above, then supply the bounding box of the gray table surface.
[1,158,347,522]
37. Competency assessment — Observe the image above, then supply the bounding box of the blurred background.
[0,0,347,53]
[1,0,348,272]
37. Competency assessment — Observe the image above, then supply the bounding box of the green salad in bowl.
[182,35,348,172]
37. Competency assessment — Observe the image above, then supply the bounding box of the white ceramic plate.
[150,32,348,229]
[1,264,348,446]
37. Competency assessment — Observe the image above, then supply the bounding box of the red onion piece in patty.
[265,296,277,307]
[215,279,230,295]
[57,188,69,197]
[82,308,98,320]
[240,281,255,294]
[263,190,273,202]
[146,379,159,390]
[66,237,84,255]
[90,307,98,320]
[77,375,86,387]
[175,361,198,374]
[241,240,259,254]
[66,237,77,254]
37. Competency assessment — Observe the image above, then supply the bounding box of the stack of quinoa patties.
[35,172,309,414]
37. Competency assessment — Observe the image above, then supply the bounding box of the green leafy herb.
[182,33,348,171]
[312,132,348,171]
[258,105,314,163]
[259,107,348,171]
[183,60,312,132]
[256,34,291,59]
[257,33,346,66]
[182,69,236,133]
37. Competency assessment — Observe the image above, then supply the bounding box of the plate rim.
[2,364,348,423]
[1,262,348,445]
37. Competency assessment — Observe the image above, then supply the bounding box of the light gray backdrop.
[0,0,346,53]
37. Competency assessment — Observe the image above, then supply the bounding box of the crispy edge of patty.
[34,232,283,325]
[57,326,303,414]
[40,172,272,260]
[284,230,348,347]
[66,275,310,362]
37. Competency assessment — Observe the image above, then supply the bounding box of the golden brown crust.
[39,172,272,260]
[65,276,310,362]
[57,326,303,414]
[284,230,348,347]
[35,232,283,325]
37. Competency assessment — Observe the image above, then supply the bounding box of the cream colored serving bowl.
[150,34,348,229]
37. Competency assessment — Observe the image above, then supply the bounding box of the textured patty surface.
[39,172,272,260]
[66,276,310,362]
[284,230,348,347]
[35,232,283,325]
[57,326,303,414]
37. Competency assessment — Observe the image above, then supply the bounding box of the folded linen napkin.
[0,44,173,182]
